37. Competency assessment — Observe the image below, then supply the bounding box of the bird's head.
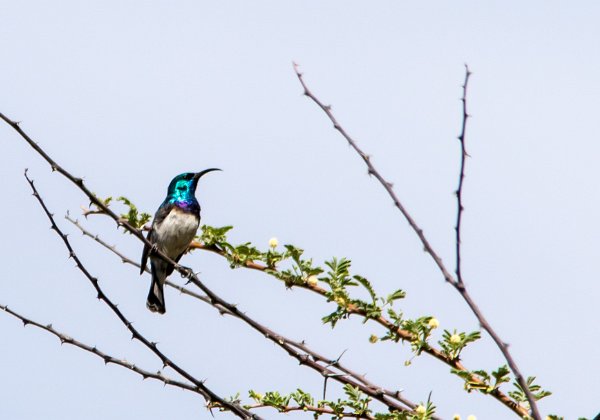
[166,169,221,199]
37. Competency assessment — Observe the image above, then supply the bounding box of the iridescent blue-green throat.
[163,169,221,210]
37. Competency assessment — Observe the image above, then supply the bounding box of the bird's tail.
[147,266,166,314]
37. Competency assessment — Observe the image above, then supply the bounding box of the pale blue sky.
[1,1,599,419]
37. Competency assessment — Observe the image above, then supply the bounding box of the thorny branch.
[23,170,258,419]
[451,67,541,420]
[1,113,418,416]
[455,64,470,288]
[292,64,541,420]
[0,304,200,394]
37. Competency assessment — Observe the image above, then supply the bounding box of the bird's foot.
[178,265,196,281]
[149,243,159,255]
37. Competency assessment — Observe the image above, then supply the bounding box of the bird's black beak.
[194,168,222,180]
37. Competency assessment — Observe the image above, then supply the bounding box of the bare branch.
[291,63,456,286]
[0,303,200,394]
[452,66,541,420]
[455,64,471,288]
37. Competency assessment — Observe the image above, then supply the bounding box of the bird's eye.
[178,185,186,191]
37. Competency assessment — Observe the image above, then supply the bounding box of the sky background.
[1,1,599,419]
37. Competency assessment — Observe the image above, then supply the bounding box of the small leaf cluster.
[244,385,436,419]
[412,399,437,420]
[88,195,151,230]
[318,259,406,329]
[508,376,552,406]
[451,367,553,410]
[271,244,324,288]
[439,329,481,361]
[199,226,322,280]
[231,386,440,420]
[116,196,151,229]
[452,365,510,394]
[401,317,439,355]
[200,225,264,268]
[340,384,372,416]
[247,389,313,412]
[201,225,234,248]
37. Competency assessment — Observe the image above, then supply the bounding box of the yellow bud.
[369,334,378,343]
[415,405,426,415]
[453,415,461,420]
[306,275,318,287]
[334,297,346,307]
[428,317,440,329]
[268,237,278,248]
[467,415,476,420]
[450,334,461,344]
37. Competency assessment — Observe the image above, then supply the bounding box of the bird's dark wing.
[140,229,153,275]
[140,202,175,275]
[166,250,186,276]
[153,201,176,226]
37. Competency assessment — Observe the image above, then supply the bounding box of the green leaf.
[290,388,314,407]
[491,365,511,389]
[115,196,151,230]
[509,376,552,404]
[200,225,233,247]
[386,288,406,304]
[439,329,481,360]
[353,275,377,303]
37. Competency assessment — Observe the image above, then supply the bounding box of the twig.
[23,170,258,419]
[0,303,200,394]
[455,64,470,288]
[451,66,541,420]
[292,64,541,419]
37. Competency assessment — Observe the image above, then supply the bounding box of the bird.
[140,169,220,314]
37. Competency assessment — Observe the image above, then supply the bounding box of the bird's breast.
[153,208,200,258]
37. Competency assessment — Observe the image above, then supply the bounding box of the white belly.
[154,208,199,258]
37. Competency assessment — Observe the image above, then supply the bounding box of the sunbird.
[140,169,220,314]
